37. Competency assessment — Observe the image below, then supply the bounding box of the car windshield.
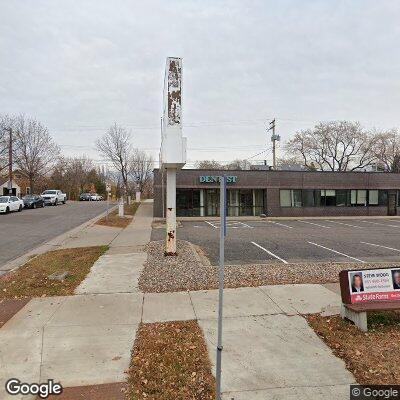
[0,196,9,203]
[42,190,56,195]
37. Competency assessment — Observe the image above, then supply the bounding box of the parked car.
[41,190,67,206]
[0,195,24,213]
[23,194,45,209]
[79,193,92,201]
[90,193,103,201]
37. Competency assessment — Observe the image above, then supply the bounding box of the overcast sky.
[1,0,400,168]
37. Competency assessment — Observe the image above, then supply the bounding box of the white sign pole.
[216,176,226,399]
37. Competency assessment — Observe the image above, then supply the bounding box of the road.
[151,218,400,265]
[0,201,111,267]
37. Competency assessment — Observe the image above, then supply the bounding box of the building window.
[351,189,367,206]
[368,190,378,205]
[26,187,31,195]
[321,189,336,206]
[336,190,349,207]
[279,189,302,207]
[176,189,202,217]
[378,190,388,206]
[280,190,291,207]
[280,188,388,208]
[302,189,315,207]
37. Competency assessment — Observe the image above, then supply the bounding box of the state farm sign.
[340,267,400,304]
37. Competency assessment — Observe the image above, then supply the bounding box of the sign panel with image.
[347,268,400,303]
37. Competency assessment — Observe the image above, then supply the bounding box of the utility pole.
[8,128,12,195]
[268,119,280,170]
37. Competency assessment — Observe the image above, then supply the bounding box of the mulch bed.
[0,298,30,328]
[307,313,400,384]
[127,320,215,400]
[139,240,395,293]
[42,382,128,400]
[0,246,108,299]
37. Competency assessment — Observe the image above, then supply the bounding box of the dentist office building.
[153,168,400,218]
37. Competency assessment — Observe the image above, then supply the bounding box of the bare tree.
[372,129,400,172]
[195,160,223,169]
[0,115,15,175]
[13,115,60,192]
[286,121,377,171]
[96,124,132,197]
[129,149,154,193]
[225,159,252,170]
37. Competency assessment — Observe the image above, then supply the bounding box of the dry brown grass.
[307,313,400,384]
[125,202,140,216]
[96,210,132,228]
[96,202,139,228]
[0,246,108,299]
[127,320,215,400]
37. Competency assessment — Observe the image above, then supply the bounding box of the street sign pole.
[106,183,111,221]
[216,176,226,400]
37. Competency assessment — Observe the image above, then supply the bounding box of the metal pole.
[8,128,12,195]
[106,192,109,221]
[216,176,226,399]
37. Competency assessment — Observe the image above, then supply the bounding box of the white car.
[90,193,103,201]
[41,190,67,206]
[0,195,24,213]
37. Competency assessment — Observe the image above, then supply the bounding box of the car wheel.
[33,203,36,209]
[63,200,66,204]
[54,199,58,206]
[5,207,9,214]
[18,205,22,212]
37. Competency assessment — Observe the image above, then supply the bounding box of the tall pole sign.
[160,58,187,255]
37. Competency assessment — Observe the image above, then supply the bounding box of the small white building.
[0,178,21,197]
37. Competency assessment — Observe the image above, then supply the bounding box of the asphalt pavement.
[0,201,111,267]
[151,218,400,265]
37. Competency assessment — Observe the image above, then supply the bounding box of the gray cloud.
[1,0,400,166]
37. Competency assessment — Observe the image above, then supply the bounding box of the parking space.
[151,218,400,265]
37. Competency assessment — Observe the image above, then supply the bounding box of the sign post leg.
[165,168,177,255]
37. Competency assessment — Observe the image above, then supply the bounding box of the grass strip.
[0,246,108,299]
[127,320,215,400]
[96,202,140,228]
[307,313,400,384]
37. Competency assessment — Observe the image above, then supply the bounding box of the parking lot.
[151,218,400,265]
[0,201,111,268]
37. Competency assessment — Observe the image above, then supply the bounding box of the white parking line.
[361,241,400,252]
[308,241,365,263]
[251,241,288,264]
[361,220,400,228]
[238,221,253,228]
[269,221,293,229]
[297,220,331,229]
[205,221,219,229]
[325,220,362,228]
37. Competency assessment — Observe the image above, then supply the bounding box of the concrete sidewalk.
[1,200,355,400]
[141,284,354,399]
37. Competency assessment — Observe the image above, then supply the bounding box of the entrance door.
[205,189,219,216]
[388,191,397,216]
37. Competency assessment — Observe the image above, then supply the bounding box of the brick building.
[153,169,400,218]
